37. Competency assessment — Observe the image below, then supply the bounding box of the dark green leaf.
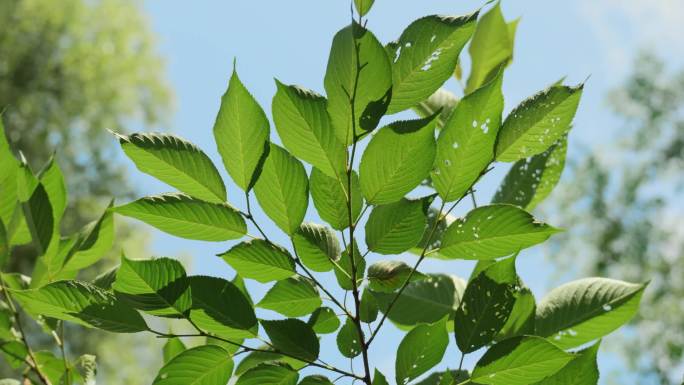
[0,341,27,368]
[213,67,270,191]
[367,260,425,293]
[292,223,341,272]
[359,288,378,323]
[235,348,306,376]
[372,370,389,385]
[395,318,449,385]
[307,307,341,334]
[336,318,362,358]
[366,197,431,254]
[532,342,600,385]
[414,370,469,385]
[152,345,233,385]
[220,239,295,283]
[387,13,477,114]
[299,374,334,385]
[310,168,362,230]
[257,276,321,317]
[236,363,299,385]
[37,157,67,225]
[253,144,309,235]
[113,193,246,242]
[21,183,53,255]
[261,319,319,362]
[117,132,226,203]
[439,204,560,260]
[359,114,438,204]
[495,286,536,342]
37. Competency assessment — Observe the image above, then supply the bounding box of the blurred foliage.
[0,0,172,383]
[551,53,684,385]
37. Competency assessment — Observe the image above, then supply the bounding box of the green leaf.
[414,370,469,385]
[188,276,258,339]
[336,318,362,358]
[372,370,389,385]
[432,71,504,201]
[113,193,246,242]
[453,257,519,353]
[292,223,341,272]
[325,22,392,144]
[307,307,340,334]
[359,114,438,204]
[535,277,647,349]
[117,132,226,203]
[272,81,345,179]
[257,276,321,317]
[495,85,583,162]
[466,3,517,93]
[372,274,465,327]
[153,345,233,385]
[470,336,573,385]
[396,318,449,385]
[261,319,319,362]
[413,88,459,130]
[253,144,309,235]
[387,12,477,114]
[365,197,431,254]
[310,168,362,230]
[62,202,115,271]
[235,348,306,376]
[532,342,600,385]
[213,67,270,191]
[37,157,67,225]
[21,183,53,255]
[0,341,27,369]
[353,0,374,17]
[495,286,536,342]
[236,363,299,385]
[333,241,366,291]
[163,337,187,364]
[367,260,425,293]
[0,219,8,268]
[438,204,560,260]
[492,136,567,210]
[410,208,455,258]
[112,256,191,317]
[11,280,147,332]
[299,375,334,385]
[220,240,295,283]
[359,288,379,323]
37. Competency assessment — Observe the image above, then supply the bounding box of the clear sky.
[123,1,684,384]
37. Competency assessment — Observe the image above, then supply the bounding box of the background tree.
[0,0,172,382]
[550,53,684,385]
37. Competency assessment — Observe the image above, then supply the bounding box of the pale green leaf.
[415,370,469,385]
[438,204,560,260]
[470,336,573,385]
[163,337,187,364]
[213,67,270,191]
[253,144,309,235]
[220,239,295,283]
[261,319,319,362]
[353,0,374,17]
[292,222,341,272]
[310,167,362,231]
[535,277,647,349]
[333,241,366,291]
[37,157,67,225]
[117,132,226,203]
[325,22,392,144]
[432,71,504,201]
[152,345,233,385]
[359,114,438,204]
[62,202,115,271]
[257,276,321,317]
[236,363,299,385]
[112,256,191,317]
[272,81,345,179]
[492,137,567,211]
[495,286,536,342]
[387,12,477,114]
[21,183,53,255]
[365,196,431,254]
[533,342,600,385]
[113,193,246,241]
[307,307,340,334]
[395,318,449,385]
[495,85,583,162]
[235,347,306,376]
[412,88,459,130]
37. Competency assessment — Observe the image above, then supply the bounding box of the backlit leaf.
[366,196,431,254]
[220,240,295,283]
[152,345,233,385]
[532,342,600,385]
[261,319,319,362]
[292,223,341,272]
[396,318,449,385]
[257,276,321,317]
[309,168,362,230]
[307,307,340,334]
[336,318,362,358]
[236,363,299,385]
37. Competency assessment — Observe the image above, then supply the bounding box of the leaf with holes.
[152,345,233,385]
[432,71,503,202]
[395,318,449,385]
[292,223,341,272]
[470,336,573,385]
[272,81,345,179]
[336,318,362,358]
[495,85,582,162]
[254,144,309,235]
[213,67,270,191]
[220,240,295,283]
[261,319,320,362]
[112,256,191,317]
[113,193,246,241]
[359,114,438,204]
[366,197,431,254]
[439,204,560,260]
[116,132,226,203]
[386,12,477,113]
[257,276,321,318]
[535,277,647,349]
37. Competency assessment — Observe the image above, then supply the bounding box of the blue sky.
[124,1,683,383]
